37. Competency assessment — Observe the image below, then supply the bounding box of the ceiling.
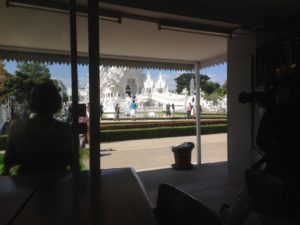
[9,0,300,26]
[99,0,300,26]
[1,0,300,69]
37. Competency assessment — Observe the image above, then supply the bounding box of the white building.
[75,67,227,114]
[100,66,145,99]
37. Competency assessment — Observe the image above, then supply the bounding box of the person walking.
[130,99,137,122]
[171,103,175,117]
[114,103,120,121]
[100,103,103,120]
[191,104,196,119]
[78,111,88,149]
[78,103,89,148]
[166,103,171,119]
[186,103,193,119]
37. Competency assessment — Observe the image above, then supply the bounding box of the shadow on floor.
[138,161,244,213]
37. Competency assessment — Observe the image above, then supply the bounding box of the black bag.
[245,169,284,218]
[244,154,298,221]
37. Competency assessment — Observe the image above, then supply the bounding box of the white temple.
[0,66,227,127]
[143,71,169,94]
[0,64,226,124]
[74,66,227,114]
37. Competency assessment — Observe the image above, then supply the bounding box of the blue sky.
[4,60,227,90]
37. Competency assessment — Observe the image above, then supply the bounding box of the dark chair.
[245,169,284,218]
[153,183,224,225]
[245,170,300,224]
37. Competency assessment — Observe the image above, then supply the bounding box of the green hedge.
[101,119,227,130]
[101,124,227,142]
[0,124,227,148]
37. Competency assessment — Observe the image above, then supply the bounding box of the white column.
[195,62,201,165]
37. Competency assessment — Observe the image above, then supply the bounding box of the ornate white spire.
[143,71,154,93]
[155,72,167,93]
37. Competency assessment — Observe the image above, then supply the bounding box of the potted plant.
[171,142,194,170]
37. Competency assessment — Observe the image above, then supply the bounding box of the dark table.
[0,174,43,225]
[0,168,158,225]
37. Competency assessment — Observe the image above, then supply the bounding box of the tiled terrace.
[138,162,244,213]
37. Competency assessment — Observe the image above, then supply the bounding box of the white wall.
[227,32,256,172]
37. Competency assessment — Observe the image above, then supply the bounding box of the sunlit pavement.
[97,133,227,171]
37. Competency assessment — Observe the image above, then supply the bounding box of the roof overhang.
[0,0,238,70]
[1,0,300,70]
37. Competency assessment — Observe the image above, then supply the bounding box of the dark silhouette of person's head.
[28,82,62,117]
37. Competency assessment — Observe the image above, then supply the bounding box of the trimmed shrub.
[201,124,228,134]
[101,119,227,130]
[0,124,227,147]
[101,124,227,142]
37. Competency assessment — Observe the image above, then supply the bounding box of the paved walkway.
[98,133,227,171]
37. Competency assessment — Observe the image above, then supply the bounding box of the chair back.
[154,183,224,225]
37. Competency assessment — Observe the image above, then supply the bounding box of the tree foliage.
[0,60,9,102]
[175,73,194,94]
[0,62,51,104]
[175,73,226,96]
[221,80,227,94]
[0,60,6,76]
[175,73,210,94]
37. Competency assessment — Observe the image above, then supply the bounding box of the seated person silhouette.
[221,68,300,225]
[3,82,72,175]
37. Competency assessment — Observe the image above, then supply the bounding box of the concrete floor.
[100,133,228,171]
[138,162,243,213]
[138,163,283,225]
[96,134,243,214]
[87,133,270,223]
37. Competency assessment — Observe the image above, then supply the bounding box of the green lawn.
[0,148,89,175]
[0,153,4,174]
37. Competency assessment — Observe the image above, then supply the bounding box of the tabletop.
[0,168,158,225]
[0,174,43,225]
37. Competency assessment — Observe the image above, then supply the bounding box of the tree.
[175,73,194,94]
[0,60,9,102]
[0,60,11,85]
[203,81,221,95]
[205,92,221,104]
[0,62,51,104]
[0,60,6,76]
[221,80,227,95]
[175,73,222,95]
[52,79,69,103]
[175,73,211,94]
